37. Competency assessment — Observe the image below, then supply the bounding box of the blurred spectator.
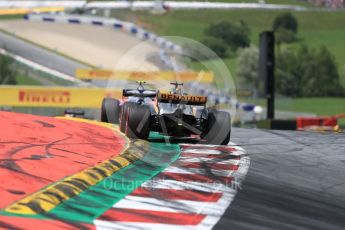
[312,0,345,8]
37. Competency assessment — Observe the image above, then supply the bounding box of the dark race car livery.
[101,81,231,145]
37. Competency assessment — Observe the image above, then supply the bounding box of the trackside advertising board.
[0,7,64,15]
[0,86,121,108]
[75,69,214,83]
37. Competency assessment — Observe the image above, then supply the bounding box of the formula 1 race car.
[64,109,86,118]
[101,81,231,145]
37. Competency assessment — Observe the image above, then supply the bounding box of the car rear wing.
[122,89,157,98]
[157,92,207,105]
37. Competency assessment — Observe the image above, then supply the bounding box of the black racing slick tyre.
[120,102,137,133]
[203,110,231,145]
[125,104,151,140]
[101,98,120,124]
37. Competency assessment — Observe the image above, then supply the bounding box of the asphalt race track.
[0,31,87,77]
[216,128,345,230]
[0,30,110,87]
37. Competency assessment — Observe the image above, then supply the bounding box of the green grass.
[0,15,23,20]
[115,9,345,86]
[246,97,345,116]
[16,75,43,85]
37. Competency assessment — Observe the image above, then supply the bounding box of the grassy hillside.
[114,9,345,83]
[113,8,345,115]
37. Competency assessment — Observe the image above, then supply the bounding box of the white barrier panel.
[164,2,306,11]
[86,1,307,11]
[0,1,307,11]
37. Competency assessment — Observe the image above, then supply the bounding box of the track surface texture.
[216,128,345,230]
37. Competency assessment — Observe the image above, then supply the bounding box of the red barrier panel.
[297,117,337,129]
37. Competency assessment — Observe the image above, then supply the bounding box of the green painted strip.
[45,133,180,223]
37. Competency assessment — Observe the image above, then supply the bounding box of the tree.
[236,45,260,95]
[0,54,17,85]
[275,48,301,97]
[313,46,344,96]
[273,12,298,34]
[202,36,228,58]
[275,27,298,45]
[204,20,250,51]
[275,45,344,97]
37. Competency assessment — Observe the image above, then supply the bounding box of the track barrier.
[75,68,214,83]
[0,86,121,108]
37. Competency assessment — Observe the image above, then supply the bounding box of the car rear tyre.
[125,104,151,140]
[120,102,137,133]
[203,110,231,145]
[101,98,120,124]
